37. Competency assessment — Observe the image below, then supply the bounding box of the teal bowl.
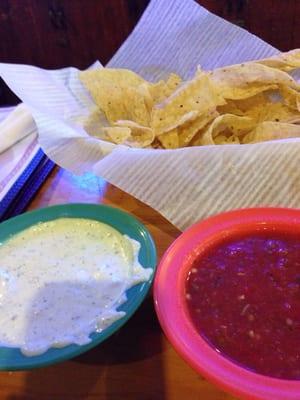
[0,203,157,370]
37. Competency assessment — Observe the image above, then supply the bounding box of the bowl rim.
[154,207,300,400]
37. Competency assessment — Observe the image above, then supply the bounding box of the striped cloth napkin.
[0,105,54,220]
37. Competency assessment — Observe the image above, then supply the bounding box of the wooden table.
[0,167,236,400]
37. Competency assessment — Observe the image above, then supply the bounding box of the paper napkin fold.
[0,104,36,154]
[0,105,39,202]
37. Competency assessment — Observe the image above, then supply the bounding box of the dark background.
[0,0,299,105]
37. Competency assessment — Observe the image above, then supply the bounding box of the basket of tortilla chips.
[79,50,300,149]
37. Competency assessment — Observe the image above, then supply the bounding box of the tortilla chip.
[257,49,300,72]
[79,68,150,126]
[165,73,182,91]
[178,109,219,146]
[150,138,164,149]
[154,110,200,136]
[191,130,211,146]
[148,73,182,105]
[279,86,300,112]
[244,101,300,124]
[232,93,269,113]
[103,126,131,144]
[125,86,151,126]
[151,74,225,134]
[211,63,299,100]
[148,80,167,105]
[243,121,300,143]
[214,134,240,145]
[80,68,146,89]
[217,100,244,116]
[158,129,179,149]
[115,120,154,148]
[76,108,109,139]
[199,114,255,145]
[138,82,155,112]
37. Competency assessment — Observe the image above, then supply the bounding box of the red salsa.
[186,233,300,379]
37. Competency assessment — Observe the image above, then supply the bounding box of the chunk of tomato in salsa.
[185,233,300,380]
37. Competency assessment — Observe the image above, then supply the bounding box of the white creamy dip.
[0,218,152,356]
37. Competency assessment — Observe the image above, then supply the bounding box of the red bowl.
[154,208,300,400]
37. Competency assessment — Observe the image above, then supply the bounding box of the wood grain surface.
[0,0,149,105]
[0,167,237,400]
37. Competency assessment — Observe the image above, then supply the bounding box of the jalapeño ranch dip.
[0,218,152,356]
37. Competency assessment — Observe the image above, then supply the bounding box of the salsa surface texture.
[186,233,300,379]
